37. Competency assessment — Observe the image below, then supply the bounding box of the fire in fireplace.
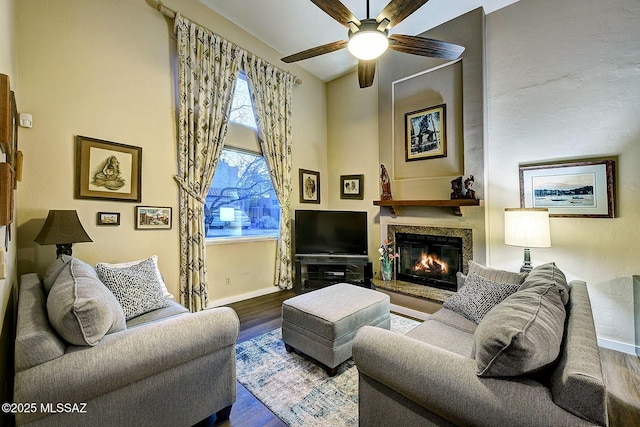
[396,232,462,291]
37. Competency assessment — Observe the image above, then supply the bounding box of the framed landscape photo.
[135,206,172,229]
[97,212,120,226]
[75,135,142,202]
[519,159,615,218]
[340,174,364,200]
[299,169,320,204]
[405,104,447,161]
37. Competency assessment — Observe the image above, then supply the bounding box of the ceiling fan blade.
[377,0,430,29]
[281,40,348,63]
[310,0,361,28]
[358,60,376,88]
[388,34,465,60]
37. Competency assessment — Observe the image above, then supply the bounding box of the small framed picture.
[340,174,364,200]
[405,104,447,161]
[299,169,320,204]
[135,206,172,229]
[75,135,142,202]
[97,212,120,226]
[519,159,615,218]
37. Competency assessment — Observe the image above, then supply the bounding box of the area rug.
[235,314,421,427]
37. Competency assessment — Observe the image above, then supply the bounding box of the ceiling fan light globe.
[347,30,389,60]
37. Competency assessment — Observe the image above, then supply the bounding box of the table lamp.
[34,210,93,257]
[504,208,551,272]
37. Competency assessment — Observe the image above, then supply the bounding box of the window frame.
[204,145,281,244]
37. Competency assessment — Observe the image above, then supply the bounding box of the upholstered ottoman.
[282,283,390,375]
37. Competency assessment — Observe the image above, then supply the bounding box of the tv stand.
[295,254,372,292]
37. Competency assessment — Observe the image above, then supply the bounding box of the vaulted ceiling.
[199,0,519,82]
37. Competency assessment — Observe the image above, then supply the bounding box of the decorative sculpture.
[464,175,476,200]
[380,164,392,200]
[450,176,463,199]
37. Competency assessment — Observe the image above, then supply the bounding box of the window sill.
[205,235,279,246]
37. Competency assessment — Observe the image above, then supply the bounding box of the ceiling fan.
[281,0,465,88]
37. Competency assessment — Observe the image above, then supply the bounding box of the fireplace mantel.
[373,199,481,216]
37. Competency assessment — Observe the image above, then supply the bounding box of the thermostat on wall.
[19,113,32,128]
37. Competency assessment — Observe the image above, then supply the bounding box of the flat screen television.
[294,210,368,256]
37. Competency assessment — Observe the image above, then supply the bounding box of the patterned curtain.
[244,55,295,290]
[174,14,240,311]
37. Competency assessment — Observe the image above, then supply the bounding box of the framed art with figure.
[519,159,615,218]
[340,174,364,200]
[75,135,142,202]
[405,104,447,161]
[299,169,320,204]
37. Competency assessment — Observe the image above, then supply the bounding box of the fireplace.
[388,225,473,292]
[396,233,462,291]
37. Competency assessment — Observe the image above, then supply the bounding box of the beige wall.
[15,0,327,305]
[326,73,380,261]
[0,0,18,414]
[485,0,640,353]
[327,0,640,353]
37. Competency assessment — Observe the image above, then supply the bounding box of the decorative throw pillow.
[95,255,174,299]
[475,281,566,377]
[43,255,73,294]
[443,273,521,324]
[519,262,570,305]
[47,257,127,346]
[96,258,171,320]
[467,260,528,285]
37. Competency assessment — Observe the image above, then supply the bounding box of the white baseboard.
[598,337,639,356]
[207,286,282,308]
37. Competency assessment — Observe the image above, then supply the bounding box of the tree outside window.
[205,75,280,239]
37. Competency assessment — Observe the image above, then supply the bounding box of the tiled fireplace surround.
[373,218,478,303]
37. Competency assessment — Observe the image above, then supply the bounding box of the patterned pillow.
[96,258,170,320]
[96,255,174,299]
[443,273,521,324]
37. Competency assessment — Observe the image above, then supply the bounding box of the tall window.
[205,75,281,240]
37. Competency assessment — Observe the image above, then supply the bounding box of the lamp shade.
[35,210,93,245]
[504,208,551,248]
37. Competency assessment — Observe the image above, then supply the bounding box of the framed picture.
[405,104,447,161]
[75,135,142,202]
[299,169,320,204]
[135,206,172,229]
[0,74,11,156]
[519,159,615,218]
[0,162,14,225]
[97,212,120,226]
[340,174,364,200]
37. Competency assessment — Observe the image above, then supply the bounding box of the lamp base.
[520,247,533,273]
[55,243,73,258]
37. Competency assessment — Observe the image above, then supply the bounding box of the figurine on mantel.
[380,164,392,200]
[450,176,463,199]
[464,175,476,200]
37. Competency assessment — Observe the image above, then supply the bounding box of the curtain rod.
[147,0,302,86]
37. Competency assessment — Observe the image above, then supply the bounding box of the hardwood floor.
[196,290,640,427]
[601,348,640,426]
[196,290,295,427]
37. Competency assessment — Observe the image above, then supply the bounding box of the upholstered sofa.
[14,256,239,427]
[353,262,608,427]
